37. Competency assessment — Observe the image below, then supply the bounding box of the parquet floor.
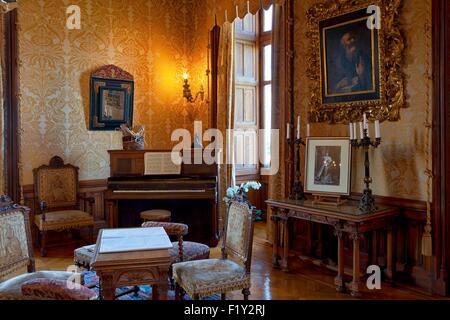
[34,223,442,300]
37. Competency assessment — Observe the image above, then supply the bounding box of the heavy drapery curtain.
[267,3,288,241]
[217,22,236,232]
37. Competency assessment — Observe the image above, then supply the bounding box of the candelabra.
[289,136,306,201]
[351,127,381,214]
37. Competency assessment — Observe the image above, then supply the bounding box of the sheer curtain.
[217,21,236,232]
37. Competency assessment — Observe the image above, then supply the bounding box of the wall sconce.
[183,73,205,103]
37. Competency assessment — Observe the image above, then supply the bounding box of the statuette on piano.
[120,124,145,150]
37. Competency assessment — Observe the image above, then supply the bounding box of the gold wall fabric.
[18,0,209,185]
[295,0,432,201]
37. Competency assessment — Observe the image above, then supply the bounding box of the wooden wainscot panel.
[288,194,436,294]
[349,194,435,294]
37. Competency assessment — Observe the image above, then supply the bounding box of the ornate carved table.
[91,229,171,300]
[266,199,399,297]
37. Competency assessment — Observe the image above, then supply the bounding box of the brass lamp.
[183,73,204,103]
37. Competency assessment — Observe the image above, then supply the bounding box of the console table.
[266,199,399,297]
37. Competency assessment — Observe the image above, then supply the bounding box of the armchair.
[173,200,256,300]
[0,196,96,300]
[33,156,95,256]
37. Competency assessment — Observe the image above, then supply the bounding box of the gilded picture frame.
[306,0,405,124]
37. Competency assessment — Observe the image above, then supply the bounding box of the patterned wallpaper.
[17,0,432,202]
[294,0,432,201]
[18,0,210,185]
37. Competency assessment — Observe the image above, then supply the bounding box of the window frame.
[233,8,274,180]
[259,8,273,171]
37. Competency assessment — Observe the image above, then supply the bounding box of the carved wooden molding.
[0,3,17,14]
[92,65,134,81]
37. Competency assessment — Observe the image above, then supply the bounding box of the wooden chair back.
[221,200,256,273]
[0,196,35,281]
[33,156,79,210]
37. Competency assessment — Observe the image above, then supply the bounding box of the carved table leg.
[350,233,362,297]
[385,227,394,283]
[158,279,169,301]
[334,226,345,293]
[100,273,115,300]
[281,216,290,272]
[271,212,280,268]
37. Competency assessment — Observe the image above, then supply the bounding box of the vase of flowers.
[223,181,262,206]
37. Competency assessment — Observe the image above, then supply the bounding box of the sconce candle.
[297,116,301,140]
[286,123,291,140]
[359,122,364,140]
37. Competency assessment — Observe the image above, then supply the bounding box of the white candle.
[349,123,354,140]
[307,124,311,137]
[286,123,291,140]
[297,116,301,139]
[359,122,364,139]
[353,123,357,141]
[363,113,368,130]
[375,120,381,138]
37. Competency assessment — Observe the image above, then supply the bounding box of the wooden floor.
[35,222,443,300]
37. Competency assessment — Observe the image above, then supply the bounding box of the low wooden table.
[266,199,399,297]
[91,228,172,300]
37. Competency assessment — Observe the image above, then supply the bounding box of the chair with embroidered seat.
[0,196,97,300]
[33,156,95,257]
[172,200,255,300]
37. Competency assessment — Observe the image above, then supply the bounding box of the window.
[233,6,273,177]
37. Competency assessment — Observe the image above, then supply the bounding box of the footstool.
[140,209,171,222]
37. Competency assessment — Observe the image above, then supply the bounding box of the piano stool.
[140,209,172,222]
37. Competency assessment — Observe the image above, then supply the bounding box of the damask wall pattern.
[18,0,210,185]
[294,0,431,201]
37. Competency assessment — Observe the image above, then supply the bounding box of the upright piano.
[105,150,220,247]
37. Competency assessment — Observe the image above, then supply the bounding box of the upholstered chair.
[173,200,256,300]
[0,196,96,300]
[33,156,95,257]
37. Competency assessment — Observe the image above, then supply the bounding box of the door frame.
[3,9,20,202]
[432,0,449,296]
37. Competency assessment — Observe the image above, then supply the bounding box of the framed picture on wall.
[89,65,134,131]
[306,0,405,124]
[304,137,352,196]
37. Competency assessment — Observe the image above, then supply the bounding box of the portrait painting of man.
[320,10,381,105]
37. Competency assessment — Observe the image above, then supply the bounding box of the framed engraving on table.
[306,0,405,124]
[305,138,352,196]
[89,65,134,131]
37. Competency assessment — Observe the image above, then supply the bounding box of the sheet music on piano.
[144,152,181,175]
